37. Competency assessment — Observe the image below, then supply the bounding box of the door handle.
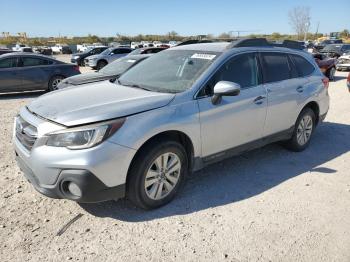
[296,86,304,93]
[254,96,266,105]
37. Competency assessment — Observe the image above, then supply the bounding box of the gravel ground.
[0,67,349,262]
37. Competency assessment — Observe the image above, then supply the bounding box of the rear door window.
[0,57,18,68]
[290,54,315,77]
[260,53,291,83]
[21,57,48,67]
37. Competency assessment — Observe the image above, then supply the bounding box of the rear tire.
[126,140,188,209]
[284,108,316,152]
[48,75,64,91]
[326,67,336,81]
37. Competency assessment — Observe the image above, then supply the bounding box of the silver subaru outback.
[14,39,329,209]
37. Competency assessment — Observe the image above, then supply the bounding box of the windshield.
[322,45,342,52]
[118,50,220,93]
[128,49,143,56]
[100,48,111,55]
[99,57,144,75]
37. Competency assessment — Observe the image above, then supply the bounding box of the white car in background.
[51,44,62,54]
[336,53,350,71]
[168,41,178,47]
[12,44,28,51]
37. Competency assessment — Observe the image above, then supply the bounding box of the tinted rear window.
[22,57,51,66]
[290,54,314,77]
[261,53,291,83]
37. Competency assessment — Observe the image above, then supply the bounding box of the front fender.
[109,100,202,158]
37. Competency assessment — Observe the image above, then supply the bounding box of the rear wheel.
[326,67,336,81]
[284,108,316,152]
[126,140,188,209]
[48,75,64,91]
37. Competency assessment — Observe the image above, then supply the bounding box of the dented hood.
[28,80,175,126]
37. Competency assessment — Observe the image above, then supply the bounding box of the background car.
[58,54,151,89]
[128,47,168,56]
[313,53,337,80]
[0,53,80,93]
[319,44,350,58]
[336,53,350,71]
[61,45,73,54]
[84,47,132,70]
[314,39,343,51]
[33,46,53,56]
[0,48,14,55]
[70,46,107,66]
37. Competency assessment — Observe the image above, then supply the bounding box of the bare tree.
[289,6,311,40]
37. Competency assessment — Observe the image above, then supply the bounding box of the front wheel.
[284,108,316,152]
[126,140,188,209]
[96,60,107,70]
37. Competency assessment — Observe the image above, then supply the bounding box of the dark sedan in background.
[71,46,108,66]
[0,53,81,93]
[320,44,350,58]
[58,54,150,89]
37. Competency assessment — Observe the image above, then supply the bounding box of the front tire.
[96,60,107,70]
[126,140,188,209]
[285,108,316,152]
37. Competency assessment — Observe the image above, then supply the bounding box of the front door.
[198,52,267,158]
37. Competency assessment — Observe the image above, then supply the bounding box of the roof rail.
[227,38,305,50]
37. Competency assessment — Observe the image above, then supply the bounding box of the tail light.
[73,65,80,72]
[322,77,329,89]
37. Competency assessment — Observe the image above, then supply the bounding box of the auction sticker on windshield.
[191,53,216,60]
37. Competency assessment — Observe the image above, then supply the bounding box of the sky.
[1,0,349,37]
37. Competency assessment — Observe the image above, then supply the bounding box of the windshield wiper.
[117,80,151,91]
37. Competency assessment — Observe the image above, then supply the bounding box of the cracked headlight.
[46,118,125,149]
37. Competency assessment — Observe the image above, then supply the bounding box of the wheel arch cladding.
[303,101,320,125]
[126,130,194,183]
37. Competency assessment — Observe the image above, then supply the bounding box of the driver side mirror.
[211,81,241,105]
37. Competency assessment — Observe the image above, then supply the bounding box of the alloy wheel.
[51,78,62,90]
[144,152,181,200]
[296,115,313,146]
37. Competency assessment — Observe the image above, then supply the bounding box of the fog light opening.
[62,181,82,198]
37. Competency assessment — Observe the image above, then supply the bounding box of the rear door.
[0,57,21,92]
[260,52,302,136]
[18,57,53,90]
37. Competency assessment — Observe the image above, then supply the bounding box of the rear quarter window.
[290,54,315,77]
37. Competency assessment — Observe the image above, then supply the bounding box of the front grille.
[15,116,38,151]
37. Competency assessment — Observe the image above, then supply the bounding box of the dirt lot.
[0,68,349,262]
